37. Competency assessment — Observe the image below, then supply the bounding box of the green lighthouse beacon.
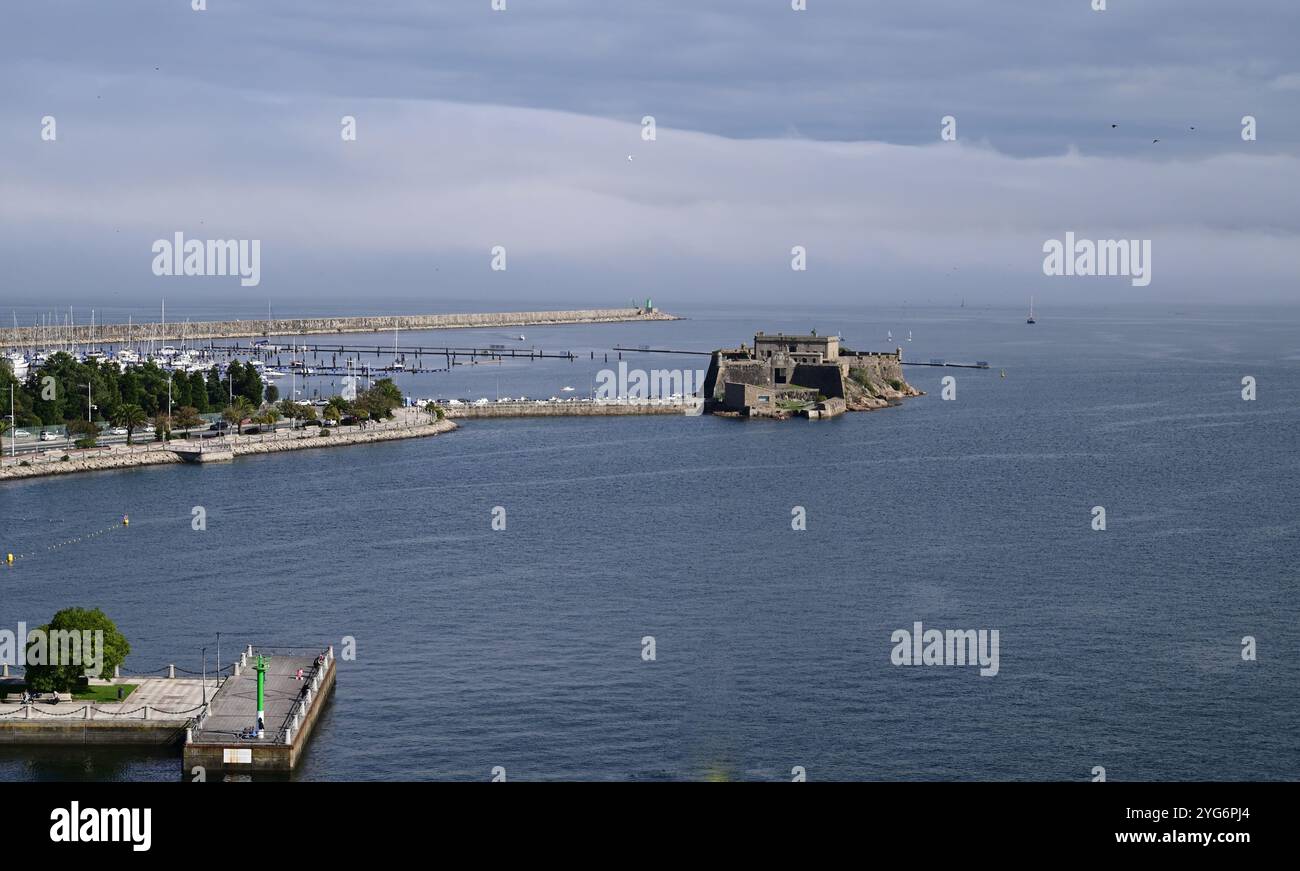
[254,653,268,738]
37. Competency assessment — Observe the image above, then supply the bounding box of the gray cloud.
[1,1,1295,310]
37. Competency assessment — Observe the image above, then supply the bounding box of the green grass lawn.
[72,684,138,702]
[4,682,138,702]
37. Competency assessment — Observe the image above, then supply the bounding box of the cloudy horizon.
[2,1,1297,315]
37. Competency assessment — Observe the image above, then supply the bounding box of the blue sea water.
[1,304,1297,781]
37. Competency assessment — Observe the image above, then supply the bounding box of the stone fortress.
[701,331,921,419]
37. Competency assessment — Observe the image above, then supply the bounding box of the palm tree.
[110,404,148,445]
[0,418,9,455]
[222,396,255,435]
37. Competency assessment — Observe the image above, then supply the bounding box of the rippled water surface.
[2,304,1297,780]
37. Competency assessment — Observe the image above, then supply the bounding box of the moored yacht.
[3,352,29,379]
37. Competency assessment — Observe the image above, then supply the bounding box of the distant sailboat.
[1026,297,1036,325]
[907,331,913,342]
[887,330,893,342]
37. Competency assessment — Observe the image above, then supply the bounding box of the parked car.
[109,427,128,436]
[39,431,58,441]
[14,429,30,438]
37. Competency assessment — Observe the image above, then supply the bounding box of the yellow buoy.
[6,553,12,565]
[122,515,129,526]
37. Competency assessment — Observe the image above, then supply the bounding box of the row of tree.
[0,352,265,428]
[3,379,408,452]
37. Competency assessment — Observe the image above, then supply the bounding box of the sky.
[1,0,1297,317]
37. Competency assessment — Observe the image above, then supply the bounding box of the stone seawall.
[0,414,456,482]
[0,721,186,746]
[0,308,679,346]
[444,400,697,419]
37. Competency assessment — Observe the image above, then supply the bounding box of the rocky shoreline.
[0,413,457,482]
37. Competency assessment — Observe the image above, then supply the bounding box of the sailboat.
[907,331,913,342]
[1026,297,1036,325]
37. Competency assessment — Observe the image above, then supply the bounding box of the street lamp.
[77,382,92,421]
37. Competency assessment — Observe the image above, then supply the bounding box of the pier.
[901,360,992,369]
[0,307,678,347]
[0,675,216,745]
[1,644,335,774]
[184,645,335,774]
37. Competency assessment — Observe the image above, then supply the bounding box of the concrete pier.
[183,645,335,773]
[0,677,216,745]
[0,307,678,346]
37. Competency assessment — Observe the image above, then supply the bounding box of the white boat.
[3,352,29,379]
[116,349,140,365]
[561,386,575,392]
[158,346,178,357]
[516,334,525,341]
[1027,297,1036,324]
[907,331,913,342]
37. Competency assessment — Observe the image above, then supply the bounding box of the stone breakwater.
[442,399,697,419]
[0,308,679,346]
[0,415,456,482]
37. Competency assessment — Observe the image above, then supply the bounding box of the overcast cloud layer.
[1,1,1296,310]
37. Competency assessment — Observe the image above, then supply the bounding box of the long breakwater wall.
[0,308,679,347]
[442,400,697,419]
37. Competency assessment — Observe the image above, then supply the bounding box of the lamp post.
[77,382,92,421]
[201,646,207,706]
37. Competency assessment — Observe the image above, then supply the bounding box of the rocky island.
[701,331,921,419]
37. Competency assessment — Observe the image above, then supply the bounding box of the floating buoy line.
[5,515,130,565]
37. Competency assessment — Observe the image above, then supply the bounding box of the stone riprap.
[0,410,456,482]
[442,398,699,418]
